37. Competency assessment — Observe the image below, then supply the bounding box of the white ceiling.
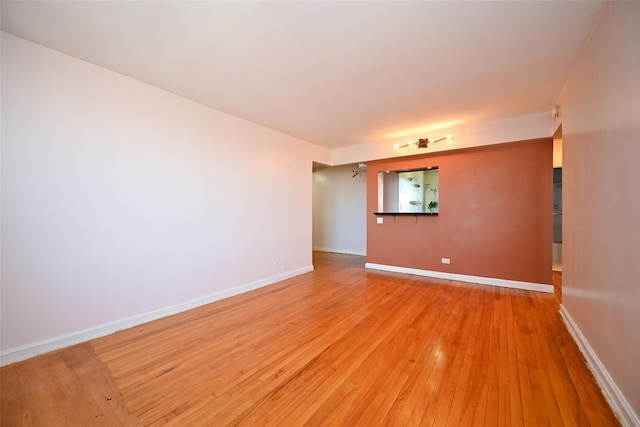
[1,1,603,149]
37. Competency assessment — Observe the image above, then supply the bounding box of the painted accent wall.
[367,139,553,285]
[312,164,367,256]
[1,32,328,361]
[555,1,640,420]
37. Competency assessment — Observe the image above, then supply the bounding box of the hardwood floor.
[1,252,620,426]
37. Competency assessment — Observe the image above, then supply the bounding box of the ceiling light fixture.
[393,135,454,149]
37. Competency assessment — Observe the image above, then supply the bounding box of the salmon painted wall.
[367,138,553,285]
[554,1,640,420]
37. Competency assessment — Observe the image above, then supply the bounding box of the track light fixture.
[393,135,454,149]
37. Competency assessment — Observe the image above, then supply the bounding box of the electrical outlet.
[441,258,451,264]
[377,217,384,224]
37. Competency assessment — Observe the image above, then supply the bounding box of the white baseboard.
[364,263,553,293]
[313,247,366,256]
[0,265,314,367]
[560,305,640,427]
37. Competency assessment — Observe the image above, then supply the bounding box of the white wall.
[312,164,366,256]
[1,32,328,363]
[331,111,552,166]
[555,2,640,424]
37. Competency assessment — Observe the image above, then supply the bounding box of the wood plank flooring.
[1,252,620,426]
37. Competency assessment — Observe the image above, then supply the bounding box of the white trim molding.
[560,305,640,427]
[0,266,314,367]
[364,263,553,293]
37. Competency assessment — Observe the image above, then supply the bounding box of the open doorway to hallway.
[552,127,563,300]
[312,162,367,257]
[553,166,562,271]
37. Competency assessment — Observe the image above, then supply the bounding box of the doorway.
[553,167,562,271]
[552,129,563,300]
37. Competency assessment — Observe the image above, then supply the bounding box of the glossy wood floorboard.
[1,252,620,426]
